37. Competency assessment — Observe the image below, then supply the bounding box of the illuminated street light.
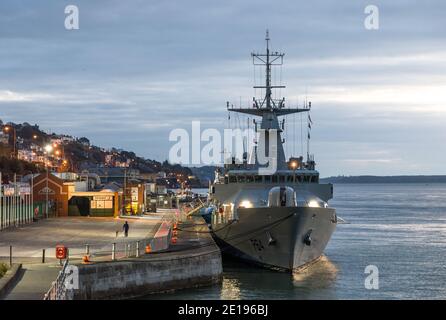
[44,144,53,153]
[3,125,17,158]
[43,144,53,219]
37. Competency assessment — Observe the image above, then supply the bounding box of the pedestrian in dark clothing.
[123,221,129,237]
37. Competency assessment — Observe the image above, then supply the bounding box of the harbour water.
[149,184,446,299]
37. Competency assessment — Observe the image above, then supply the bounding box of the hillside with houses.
[0,119,203,188]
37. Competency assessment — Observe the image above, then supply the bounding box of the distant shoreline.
[320,175,446,184]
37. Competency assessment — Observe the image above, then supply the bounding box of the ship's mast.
[265,30,272,109]
[227,30,310,170]
[251,30,287,110]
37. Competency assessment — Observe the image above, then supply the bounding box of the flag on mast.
[306,111,312,161]
[307,113,312,139]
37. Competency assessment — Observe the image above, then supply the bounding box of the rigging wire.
[293,111,296,157]
[300,112,303,156]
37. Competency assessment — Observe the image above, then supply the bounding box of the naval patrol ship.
[207,31,337,272]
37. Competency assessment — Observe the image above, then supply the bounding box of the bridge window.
[255,175,263,183]
[279,175,285,183]
[246,176,254,183]
[272,175,278,183]
[287,175,294,183]
[238,176,246,183]
[265,176,271,183]
[229,175,237,183]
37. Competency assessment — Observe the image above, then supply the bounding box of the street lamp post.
[3,125,17,159]
[44,144,53,219]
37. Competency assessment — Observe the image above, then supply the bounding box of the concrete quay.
[71,215,222,300]
[1,211,223,300]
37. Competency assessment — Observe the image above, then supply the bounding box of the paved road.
[5,263,61,300]
[0,216,160,261]
[0,215,166,300]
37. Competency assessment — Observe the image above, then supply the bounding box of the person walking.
[123,221,130,237]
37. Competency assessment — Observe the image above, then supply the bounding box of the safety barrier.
[43,260,73,300]
[0,173,33,231]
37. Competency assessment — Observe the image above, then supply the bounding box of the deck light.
[239,200,253,208]
[308,200,320,208]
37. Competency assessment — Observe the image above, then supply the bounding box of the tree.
[78,137,90,146]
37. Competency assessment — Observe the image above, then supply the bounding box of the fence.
[0,173,34,230]
[43,259,73,300]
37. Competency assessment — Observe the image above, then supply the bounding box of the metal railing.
[0,172,34,231]
[43,259,73,300]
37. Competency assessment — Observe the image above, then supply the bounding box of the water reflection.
[220,278,241,300]
[215,256,339,300]
[292,255,338,288]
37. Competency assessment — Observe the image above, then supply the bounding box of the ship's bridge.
[218,169,319,185]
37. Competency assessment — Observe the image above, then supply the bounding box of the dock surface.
[0,215,163,300]
[0,216,160,260]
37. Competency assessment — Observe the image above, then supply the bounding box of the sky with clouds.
[0,0,445,176]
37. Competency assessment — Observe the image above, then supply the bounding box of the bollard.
[136,241,140,258]
[9,245,12,267]
[85,244,90,255]
[42,249,46,263]
[112,243,116,261]
[127,244,131,257]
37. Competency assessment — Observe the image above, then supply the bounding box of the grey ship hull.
[211,206,336,272]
